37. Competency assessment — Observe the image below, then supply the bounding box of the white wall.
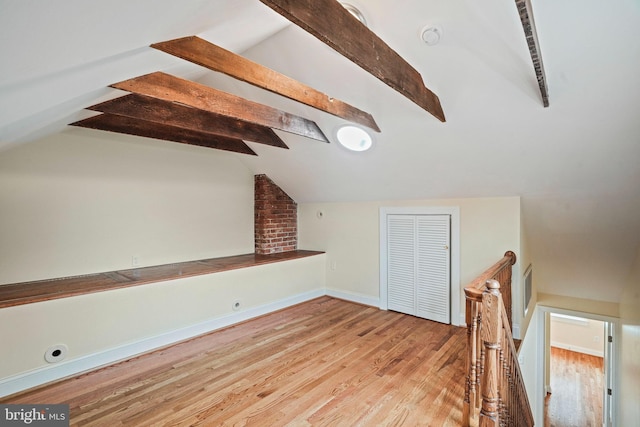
[299,196,521,324]
[0,129,255,285]
[550,314,604,357]
[0,130,327,396]
[619,248,640,425]
[537,293,619,318]
[0,255,326,397]
[518,306,544,425]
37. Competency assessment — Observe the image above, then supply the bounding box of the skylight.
[336,125,373,152]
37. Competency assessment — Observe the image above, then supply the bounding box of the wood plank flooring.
[2,297,467,426]
[545,346,604,427]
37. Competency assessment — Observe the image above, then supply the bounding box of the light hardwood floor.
[3,297,468,426]
[545,346,604,427]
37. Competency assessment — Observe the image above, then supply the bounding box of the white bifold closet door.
[387,214,450,323]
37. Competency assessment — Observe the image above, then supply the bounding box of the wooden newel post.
[479,279,502,427]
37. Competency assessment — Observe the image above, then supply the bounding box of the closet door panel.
[387,215,416,315]
[416,215,450,323]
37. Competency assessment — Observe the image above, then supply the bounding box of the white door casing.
[539,305,618,427]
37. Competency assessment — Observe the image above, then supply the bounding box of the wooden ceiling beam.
[70,113,257,155]
[151,36,380,132]
[259,0,445,122]
[87,94,288,149]
[515,0,549,107]
[111,72,329,142]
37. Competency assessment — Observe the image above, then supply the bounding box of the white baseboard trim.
[0,288,324,398]
[325,288,379,308]
[458,314,466,328]
[550,342,604,358]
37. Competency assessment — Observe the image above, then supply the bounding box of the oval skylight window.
[336,125,373,152]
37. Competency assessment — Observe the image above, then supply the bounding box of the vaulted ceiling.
[1,0,639,304]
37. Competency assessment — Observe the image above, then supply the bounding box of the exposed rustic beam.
[70,113,257,155]
[259,0,445,122]
[515,0,549,107]
[111,72,329,142]
[151,36,380,132]
[87,94,288,149]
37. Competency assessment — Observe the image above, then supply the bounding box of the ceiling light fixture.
[336,125,373,152]
[340,3,367,27]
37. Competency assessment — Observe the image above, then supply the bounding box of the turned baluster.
[463,288,482,426]
[479,279,502,427]
[477,310,484,409]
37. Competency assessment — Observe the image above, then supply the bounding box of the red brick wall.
[254,174,297,254]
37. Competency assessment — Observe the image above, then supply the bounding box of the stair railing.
[463,251,534,427]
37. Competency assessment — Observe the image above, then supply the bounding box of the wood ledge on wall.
[0,250,324,309]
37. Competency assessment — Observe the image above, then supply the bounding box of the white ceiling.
[1,0,639,304]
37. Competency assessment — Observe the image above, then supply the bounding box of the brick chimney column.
[254,174,297,254]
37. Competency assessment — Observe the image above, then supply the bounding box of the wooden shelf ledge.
[0,250,324,309]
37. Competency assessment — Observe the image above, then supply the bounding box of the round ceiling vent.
[420,26,443,46]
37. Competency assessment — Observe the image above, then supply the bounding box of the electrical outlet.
[132,256,140,267]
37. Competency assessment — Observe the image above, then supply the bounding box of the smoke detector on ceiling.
[420,26,442,46]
